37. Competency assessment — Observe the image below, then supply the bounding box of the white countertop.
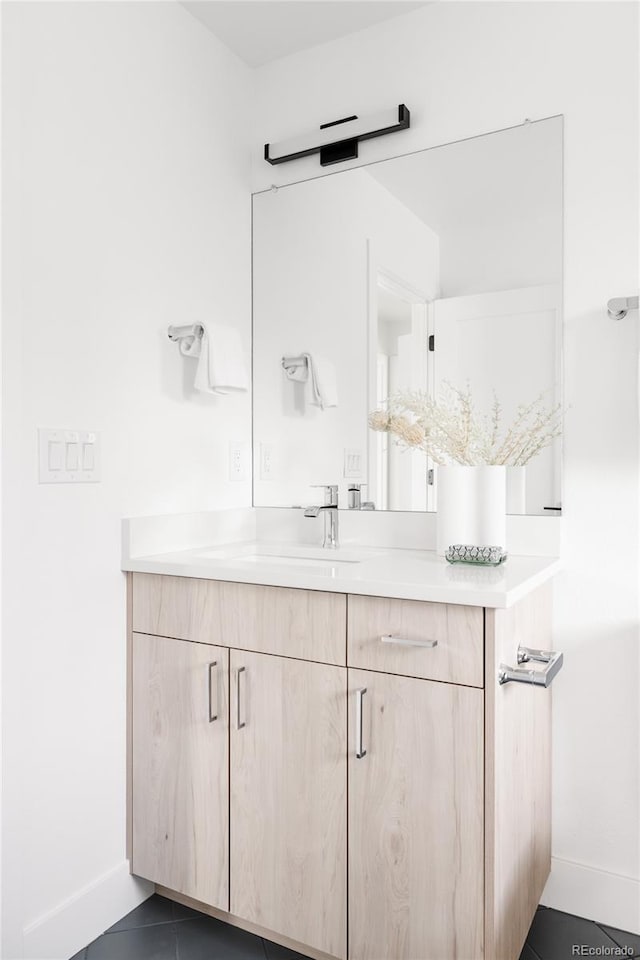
[122,540,561,608]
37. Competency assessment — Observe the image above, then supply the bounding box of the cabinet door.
[132,632,229,910]
[349,669,484,960]
[230,651,347,960]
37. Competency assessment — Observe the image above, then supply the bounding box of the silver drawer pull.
[498,646,563,687]
[381,634,437,649]
[208,661,218,722]
[237,666,246,729]
[355,687,367,759]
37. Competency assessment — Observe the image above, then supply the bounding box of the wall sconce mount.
[264,104,410,167]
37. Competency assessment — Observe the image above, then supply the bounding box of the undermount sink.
[231,554,351,569]
[197,543,376,565]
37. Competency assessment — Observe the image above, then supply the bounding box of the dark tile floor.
[69,895,640,960]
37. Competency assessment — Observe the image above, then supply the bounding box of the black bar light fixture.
[264,104,411,167]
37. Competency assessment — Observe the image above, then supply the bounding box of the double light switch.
[39,429,100,483]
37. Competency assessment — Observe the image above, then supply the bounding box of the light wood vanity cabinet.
[131,575,348,960]
[132,572,346,665]
[348,669,484,960]
[347,593,484,686]
[129,573,554,960]
[230,650,347,958]
[132,633,229,909]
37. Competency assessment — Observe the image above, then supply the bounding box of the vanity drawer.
[132,574,347,666]
[347,594,483,687]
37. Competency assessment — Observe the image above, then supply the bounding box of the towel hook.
[168,323,204,342]
[282,354,309,371]
[607,296,638,321]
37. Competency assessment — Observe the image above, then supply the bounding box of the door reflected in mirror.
[252,117,563,516]
[372,269,430,512]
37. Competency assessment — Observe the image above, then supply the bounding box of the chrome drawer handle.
[237,666,246,729]
[355,687,367,759]
[207,661,218,722]
[498,646,563,687]
[381,634,437,649]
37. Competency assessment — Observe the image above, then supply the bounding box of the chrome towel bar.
[498,645,563,687]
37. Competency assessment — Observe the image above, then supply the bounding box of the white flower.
[368,384,563,467]
[368,410,391,432]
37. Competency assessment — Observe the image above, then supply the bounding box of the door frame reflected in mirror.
[367,242,434,512]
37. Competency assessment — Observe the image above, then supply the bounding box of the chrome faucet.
[347,483,375,510]
[304,484,339,549]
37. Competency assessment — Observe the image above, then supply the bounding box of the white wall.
[1,3,253,958]
[253,1,640,933]
[366,115,563,297]
[436,122,562,296]
[2,2,638,954]
[439,213,561,297]
[252,167,438,508]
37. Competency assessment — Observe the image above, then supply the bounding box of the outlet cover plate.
[229,441,249,482]
[259,442,276,480]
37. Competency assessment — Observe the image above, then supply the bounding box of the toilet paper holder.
[498,646,563,687]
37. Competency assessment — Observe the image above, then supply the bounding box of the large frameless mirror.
[252,116,563,515]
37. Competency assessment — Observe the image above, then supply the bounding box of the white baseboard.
[18,854,640,957]
[541,856,640,935]
[22,860,153,960]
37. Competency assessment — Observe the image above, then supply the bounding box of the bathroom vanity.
[124,110,566,960]
[125,542,561,960]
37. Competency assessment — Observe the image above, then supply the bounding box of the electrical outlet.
[228,441,249,482]
[260,443,275,480]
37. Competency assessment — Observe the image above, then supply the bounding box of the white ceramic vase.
[506,465,527,515]
[436,465,507,556]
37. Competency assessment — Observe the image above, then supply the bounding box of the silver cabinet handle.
[355,687,367,759]
[208,661,218,722]
[237,666,246,729]
[381,634,437,649]
[498,646,563,687]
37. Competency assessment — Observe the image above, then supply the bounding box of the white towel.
[308,354,338,409]
[183,323,248,395]
[282,353,338,409]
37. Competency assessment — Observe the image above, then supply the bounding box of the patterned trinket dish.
[444,544,508,566]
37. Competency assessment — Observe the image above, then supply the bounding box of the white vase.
[506,465,527,515]
[436,465,506,556]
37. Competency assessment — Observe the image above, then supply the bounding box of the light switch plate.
[343,448,363,479]
[39,429,100,483]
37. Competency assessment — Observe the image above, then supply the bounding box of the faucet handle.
[347,482,366,510]
[311,483,339,506]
